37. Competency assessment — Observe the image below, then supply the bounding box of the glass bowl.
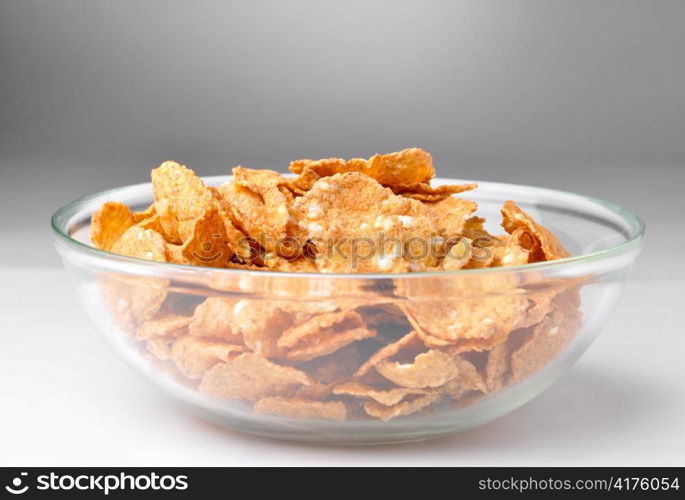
[52,177,644,444]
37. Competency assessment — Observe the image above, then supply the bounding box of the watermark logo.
[5,472,29,495]
[3,472,189,496]
[191,232,496,268]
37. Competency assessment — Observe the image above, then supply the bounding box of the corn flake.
[392,182,477,202]
[100,275,168,330]
[284,326,376,362]
[293,172,436,272]
[485,342,509,393]
[171,335,246,380]
[296,343,364,384]
[289,147,435,190]
[110,225,169,263]
[151,161,214,244]
[221,167,297,254]
[453,354,488,393]
[131,204,156,223]
[333,381,430,406]
[441,378,470,400]
[492,229,535,267]
[254,397,347,421]
[278,311,363,349]
[376,349,459,388]
[232,300,293,357]
[178,206,235,267]
[146,338,174,361]
[354,331,424,377]
[189,297,242,342]
[364,392,441,421]
[294,382,334,400]
[461,217,499,269]
[401,274,529,345]
[501,201,570,261]
[425,196,478,239]
[136,314,192,341]
[90,201,134,251]
[101,226,170,328]
[510,291,582,382]
[199,352,313,401]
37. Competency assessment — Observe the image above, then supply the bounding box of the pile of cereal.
[91,148,582,421]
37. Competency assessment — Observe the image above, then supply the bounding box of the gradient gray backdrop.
[1,0,683,278]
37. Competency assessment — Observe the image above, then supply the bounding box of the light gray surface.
[1,0,684,465]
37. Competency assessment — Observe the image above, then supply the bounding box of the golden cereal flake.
[233,166,293,201]
[131,204,156,223]
[231,300,293,357]
[164,243,189,265]
[110,225,169,263]
[492,229,535,267]
[223,167,298,255]
[461,217,500,269]
[425,196,478,238]
[332,381,431,406]
[293,172,435,273]
[509,292,582,382]
[198,352,314,401]
[135,213,165,235]
[354,302,409,329]
[189,297,242,342]
[278,311,364,349]
[286,166,322,194]
[365,148,436,186]
[253,397,347,421]
[294,382,335,400]
[210,186,255,262]
[136,314,192,341]
[401,274,529,344]
[501,200,570,261]
[296,343,363,384]
[289,147,435,189]
[151,161,214,244]
[375,349,459,388]
[516,291,555,330]
[441,378,470,400]
[100,275,168,330]
[101,226,170,327]
[440,239,473,271]
[178,205,235,267]
[453,354,488,393]
[145,337,174,360]
[485,341,510,393]
[391,182,478,202]
[354,331,424,377]
[218,182,284,255]
[441,329,510,354]
[264,256,318,273]
[90,201,134,251]
[171,335,246,380]
[284,327,376,362]
[363,391,442,421]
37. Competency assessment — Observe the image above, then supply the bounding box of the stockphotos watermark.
[191,231,496,266]
[4,471,188,495]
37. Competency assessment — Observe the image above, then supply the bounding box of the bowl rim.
[51,175,646,279]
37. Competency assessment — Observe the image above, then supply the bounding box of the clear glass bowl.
[52,177,644,444]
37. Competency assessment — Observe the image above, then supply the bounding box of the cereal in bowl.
[90,148,582,421]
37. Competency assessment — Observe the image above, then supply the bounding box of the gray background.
[1,0,684,276]
[1,1,684,465]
